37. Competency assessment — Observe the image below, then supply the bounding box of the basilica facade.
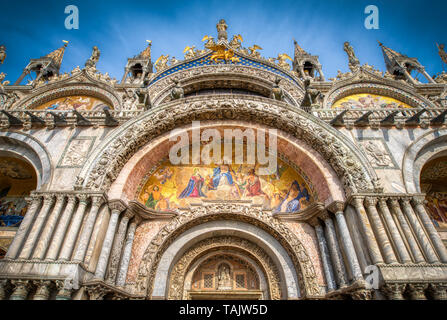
[0,20,446,300]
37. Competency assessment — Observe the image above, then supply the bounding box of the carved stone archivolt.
[80,96,375,194]
[324,78,434,110]
[134,203,322,299]
[167,236,282,300]
[148,65,303,106]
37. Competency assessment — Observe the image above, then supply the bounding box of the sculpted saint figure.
[217,264,231,289]
[0,45,6,64]
[437,43,447,65]
[85,46,101,69]
[216,19,228,41]
[343,41,360,71]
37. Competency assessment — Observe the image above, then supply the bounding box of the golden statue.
[248,45,262,58]
[230,34,243,49]
[216,19,228,41]
[208,44,240,63]
[154,55,169,72]
[202,35,215,49]
[183,46,196,59]
[277,53,292,70]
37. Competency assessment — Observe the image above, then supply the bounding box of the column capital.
[406,283,428,300]
[428,283,447,300]
[350,196,364,207]
[55,194,66,202]
[308,217,321,227]
[377,197,389,207]
[318,210,332,221]
[91,195,104,207]
[77,193,90,204]
[411,195,426,206]
[399,196,412,205]
[327,201,345,214]
[381,283,406,300]
[108,199,127,213]
[32,280,54,300]
[123,209,135,220]
[387,197,400,208]
[364,196,378,207]
[133,214,143,226]
[66,194,77,204]
[42,194,56,204]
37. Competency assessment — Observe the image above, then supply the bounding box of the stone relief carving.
[58,137,96,168]
[357,138,397,169]
[134,203,322,298]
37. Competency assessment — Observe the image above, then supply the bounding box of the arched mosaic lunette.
[79,96,376,194]
[324,82,435,110]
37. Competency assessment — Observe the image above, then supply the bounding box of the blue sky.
[0,0,446,83]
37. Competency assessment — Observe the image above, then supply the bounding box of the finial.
[62,40,69,47]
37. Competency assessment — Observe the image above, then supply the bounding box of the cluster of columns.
[1,193,142,300]
[310,201,363,293]
[310,195,447,299]
[350,195,447,266]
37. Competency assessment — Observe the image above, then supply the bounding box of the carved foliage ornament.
[82,97,374,194]
[134,203,322,298]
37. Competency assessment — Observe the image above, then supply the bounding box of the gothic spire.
[44,41,69,69]
[293,39,309,57]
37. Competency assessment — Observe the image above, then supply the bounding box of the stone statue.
[122,89,138,110]
[248,45,262,59]
[183,46,196,60]
[270,77,284,101]
[343,41,360,71]
[0,45,6,64]
[170,56,180,66]
[217,264,231,290]
[85,46,101,69]
[300,79,323,111]
[436,43,447,65]
[170,79,184,100]
[135,87,151,110]
[216,19,228,41]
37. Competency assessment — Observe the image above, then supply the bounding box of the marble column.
[94,200,126,280]
[9,280,30,300]
[364,197,398,264]
[388,198,425,263]
[352,196,384,264]
[45,195,77,261]
[377,198,412,264]
[116,217,139,287]
[19,195,55,260]
[5,195,42,259]
[107,211,133,284]
[322,212,347,288]
[32,195,66,260]
[59,194,90,261]
[73,196,104,262]
[412,196,447,263]
[330,202,363,281]
[33,281,53,300]
[401,197,439,264]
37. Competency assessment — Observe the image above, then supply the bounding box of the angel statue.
[277,53,292,70]
[0,45,6,64]
[85,46,101,69]
[229,34,243,50]
[216,19,228,41]
[248,45,262,58]
[154,55,169,72]
[343,41,360,71]
[170,56,180,66]
[202,35,216,49]
[437,43,447,65]
[183,46,196,60]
